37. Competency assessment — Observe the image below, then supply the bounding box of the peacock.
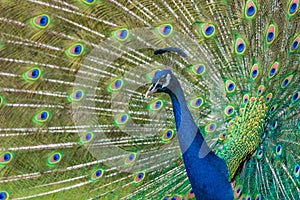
[0,0,299,199]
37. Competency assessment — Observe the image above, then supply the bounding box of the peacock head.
[145,69,176,98]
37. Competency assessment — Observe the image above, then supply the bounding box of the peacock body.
[0,0,299,199]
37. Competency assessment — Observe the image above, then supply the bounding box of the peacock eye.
[160,77,166,83]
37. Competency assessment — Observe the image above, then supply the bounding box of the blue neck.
[166,82,233,200]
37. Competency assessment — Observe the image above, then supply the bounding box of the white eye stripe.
[162,74,171,88]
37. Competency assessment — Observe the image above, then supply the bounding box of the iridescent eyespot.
[32,14,50,29]
[90,168,104,181]
[66,43,84,57]
[235,37,246,55]
[251,63,259,79]
[268,61,280,78]
[189,97,204,109]
[162,129,175,143]
[281,74,293,88]
[134,172,145,183]
[290,35,300,52]
[243,94,249,104]
[0,191,9,200]
[0,96,4,106]
[205,123,216,133]
[269,104,277,113]
[188,189,195,198]
[227,120,234,127]
[257,85,265,96]
[275,144,283,156]
[266,24,277,44]
[266,93,273,103]
[108,78,124,92]
[200,23,216,38]
[234,185,242,198]
[271,120,278,130]
[33,110,51,124]
[291,92,299,102]
[23,67,41,81]
[125,153,137,165]
[224,105,234,117]
[48,152,62,165]
[219,132,227,141]
[294,164,300,178]
[191,64,205,75]
[79,132,94,144]
[114,113,130,126]
[225,80,236,93]
[157,24,173,37]
[0,152,13,165]
[162,196,170,200]
[255,194,261,200]
[170,196,182,200]
[68,89,85,102]
[245,0,257,19]
[81,0,96,5]
[288,0,299,16]
[256,149,263,159]
[114,28,129,41]
[148,99,164,111]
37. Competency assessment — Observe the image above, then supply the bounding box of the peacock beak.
[145,81,160,98]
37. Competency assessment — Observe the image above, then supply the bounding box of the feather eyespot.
[265,93,273,103]
[108,78,124,92]
[294,164,300,178]
[90,169,104,181]
[23,67,41,81]
[281,74,293,88]
[68,89,85,102]
[0,191,9,200]
[219,132,227,141]
[255,194,261,200]
[32,14,50,29]
[187,189,195,198]
[291,92,299,102]
[245,0,257,19]
[200,23,216,38]
[243,94,249,104]
[79,132,94,144]
[269,104,277,113]
[225,80,236,93]
[162,129,175,143]
[290,35,300,52]
[148,99,164,111]
[257,85,265,96]
[157,24,173,37]
[251,63,259,79]
[33,110,51,124]
[234,185,242,198]
[66,43,84,57]
[235,37,246,55]
[115,113,130,126]
[114,29,129,41]
[134,172,145,184]
[288,0,299,16]
[205,123,216,133]
[266,24,277,44]
[275,145,283,156]
[271,120,278,130]
[0,152,13,165]
[125,153,137,165]
[48,152,62,165]
[224,106,234,117]
[189,97,204,109]
[191,64,205,75]
[256,149,263,159]
[268,61,280,78]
